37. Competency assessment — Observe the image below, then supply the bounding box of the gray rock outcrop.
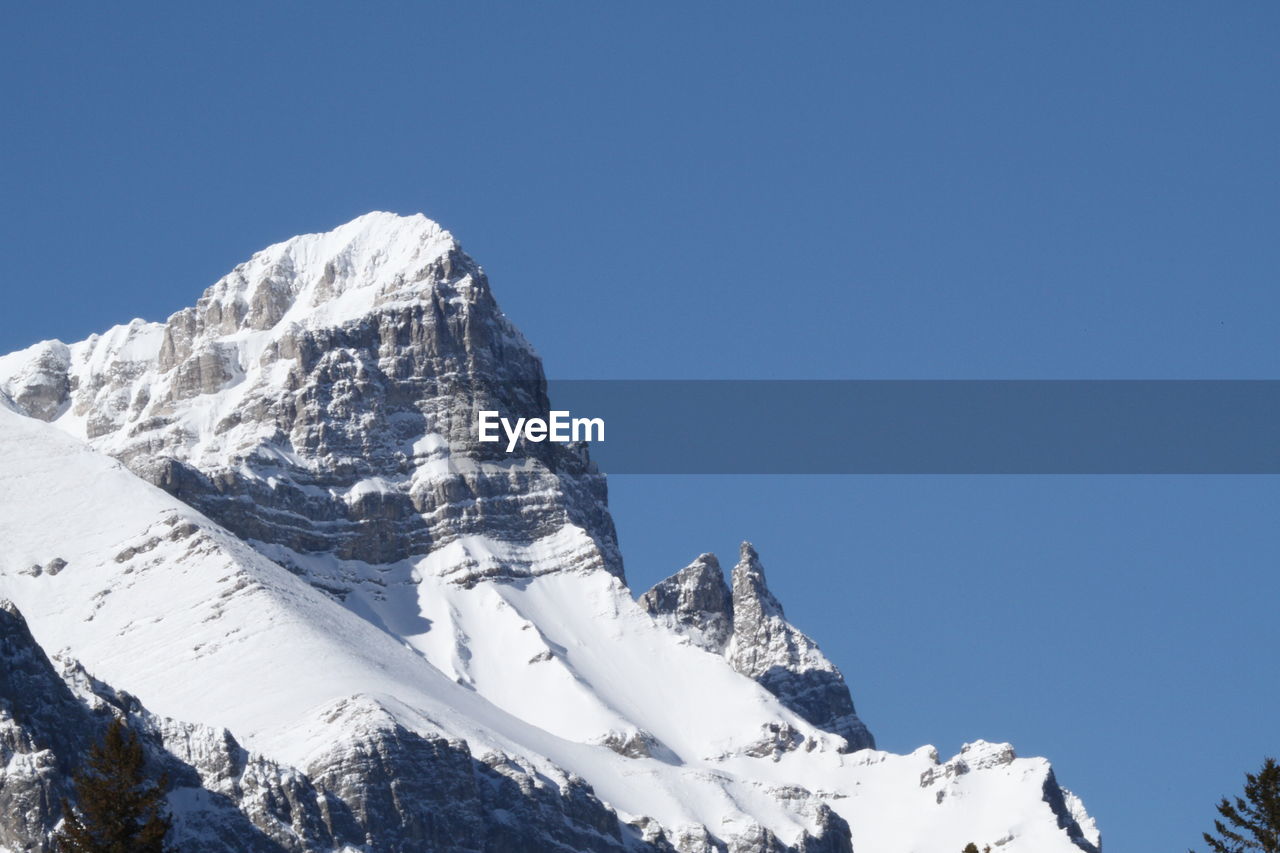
[638,553,734,652]
[0,341,70,422]
[642,543,875,752]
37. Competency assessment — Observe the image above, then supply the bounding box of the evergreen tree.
[53,718,171,853]
[1196,757,1280,853]
[963,845,981,853]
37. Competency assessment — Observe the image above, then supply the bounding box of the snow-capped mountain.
[0,212,1100,853]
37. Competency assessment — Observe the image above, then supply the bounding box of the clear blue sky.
[3,3,1277,850]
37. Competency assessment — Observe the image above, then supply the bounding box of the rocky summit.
[640,545,873,753]
[0,212,1099,853]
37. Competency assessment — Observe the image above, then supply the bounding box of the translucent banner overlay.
[539,380,1280,474]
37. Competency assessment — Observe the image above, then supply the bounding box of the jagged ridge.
[641,544,874,752]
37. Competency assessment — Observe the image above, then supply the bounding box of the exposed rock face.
[0,599,83,851]
[728,543,875,753]
[1041,772,1102,853]
[0,213,620,589]
[0,341,70,422]
[303,713,667,853]
[639,553,734,652]
[642,543,875,752]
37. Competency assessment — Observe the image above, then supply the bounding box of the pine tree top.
[1197,757,1280,853]
[53,717,171,853]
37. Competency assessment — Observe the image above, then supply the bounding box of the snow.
[0,404,1092,851]
[0,212,1097,852]
[205,210,458,333]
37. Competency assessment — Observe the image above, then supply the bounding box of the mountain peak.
[0,211,616,583]
[262,211,454,269]
[731,540,781,619]
[194,210,468,333]
[639,553,733,652]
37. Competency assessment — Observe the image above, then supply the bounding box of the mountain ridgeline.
[0,212,1099,853]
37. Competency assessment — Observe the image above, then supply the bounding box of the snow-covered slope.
[0,212,1100,853]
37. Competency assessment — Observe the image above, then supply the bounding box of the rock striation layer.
[0,212,619,588]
